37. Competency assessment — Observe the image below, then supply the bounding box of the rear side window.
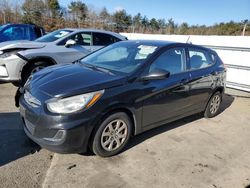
[93,33,120,46]
[188,48,213,70]
[149,47,186,75]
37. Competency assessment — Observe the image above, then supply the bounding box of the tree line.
[0,0,249,35]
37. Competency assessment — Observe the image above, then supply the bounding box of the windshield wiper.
[81,63,114,75]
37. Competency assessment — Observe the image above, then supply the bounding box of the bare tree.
[0,0,13,24]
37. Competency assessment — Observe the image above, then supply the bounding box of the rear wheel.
[204,91,222,118]
[91,112,132,157]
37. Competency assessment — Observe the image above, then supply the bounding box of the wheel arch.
[21,56,57,79]
[204,86,224,111]
[101,107,137,136]
[215,86,224,94]
[88,106,138,149]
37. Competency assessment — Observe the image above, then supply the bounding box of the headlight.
[0,50,20,58]
[47,90,104,114]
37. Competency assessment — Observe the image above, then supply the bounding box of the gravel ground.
[43,93,250,188]
[0,83,250,188]
[0,83,53,188]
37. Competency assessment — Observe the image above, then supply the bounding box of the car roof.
[2,23,39,27]
[119,40,176,46]
[62,28,127,40]
[118,40,212,51]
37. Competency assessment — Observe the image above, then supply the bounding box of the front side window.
[77,32,92,46]
[58,32,92,46]
[188,48,213,70]
[93,33,120,46]
[149,47,186,75]
[81,42,158,74]
[0,25,7,31]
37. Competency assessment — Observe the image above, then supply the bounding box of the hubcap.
[210,95,221,114]
[101,119,128,152]
[31,66,45,74]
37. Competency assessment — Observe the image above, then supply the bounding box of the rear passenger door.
[92,32,121,52]
[187,47,215,111]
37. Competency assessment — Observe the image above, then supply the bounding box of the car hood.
[0,40,46,51]
[29,63,126,98]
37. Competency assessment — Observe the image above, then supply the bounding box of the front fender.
[97,102,142,136]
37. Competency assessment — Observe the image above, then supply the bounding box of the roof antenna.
[186,36,192,44]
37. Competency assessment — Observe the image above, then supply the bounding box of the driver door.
[54,32,93,64]
[142,47,192,128]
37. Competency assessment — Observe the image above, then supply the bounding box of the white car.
[0,28,127,85]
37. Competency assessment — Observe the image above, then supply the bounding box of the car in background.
[0,24,45,42]
[19,40,226,157]
[0,28,127,85]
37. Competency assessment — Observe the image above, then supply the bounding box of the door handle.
[173,85,189,93]
[173,78,190,93]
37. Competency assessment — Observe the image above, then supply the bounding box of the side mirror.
[65,39,76,48]
[141,69,170,81]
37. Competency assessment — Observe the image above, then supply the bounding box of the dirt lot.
[0,83,52,188]
[0,83,250,188]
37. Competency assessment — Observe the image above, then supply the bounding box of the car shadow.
[0,90,235,160]
[124,94,235,153]
[0,112,41,166]
[80,94,235,157]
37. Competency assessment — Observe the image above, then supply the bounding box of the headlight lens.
[0,50,20,58]
[47,90,104,114]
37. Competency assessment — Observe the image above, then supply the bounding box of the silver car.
[0,28,126,85]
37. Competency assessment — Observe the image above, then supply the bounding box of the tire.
[204,91,222,118]
[91,112,132,157]
[12,82,20,87]
[21,61,50,86]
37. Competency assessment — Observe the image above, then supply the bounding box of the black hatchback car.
[19,40,226,157]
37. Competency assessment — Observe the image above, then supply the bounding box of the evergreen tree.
[112,10,132,32]
[47,0,61,18]
[22,0,46,26]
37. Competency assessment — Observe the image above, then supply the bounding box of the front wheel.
[91,112,132,157]
[204,92,222,118]
[21,61,50,86]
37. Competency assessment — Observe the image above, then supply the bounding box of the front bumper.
[0,54,27,82]
[19,96,95,154]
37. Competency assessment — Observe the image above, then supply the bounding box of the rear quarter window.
[209,53,217,63]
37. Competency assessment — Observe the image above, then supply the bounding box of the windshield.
[0,25,7,32]
[80,42,158,74]
[35,29,73,42]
